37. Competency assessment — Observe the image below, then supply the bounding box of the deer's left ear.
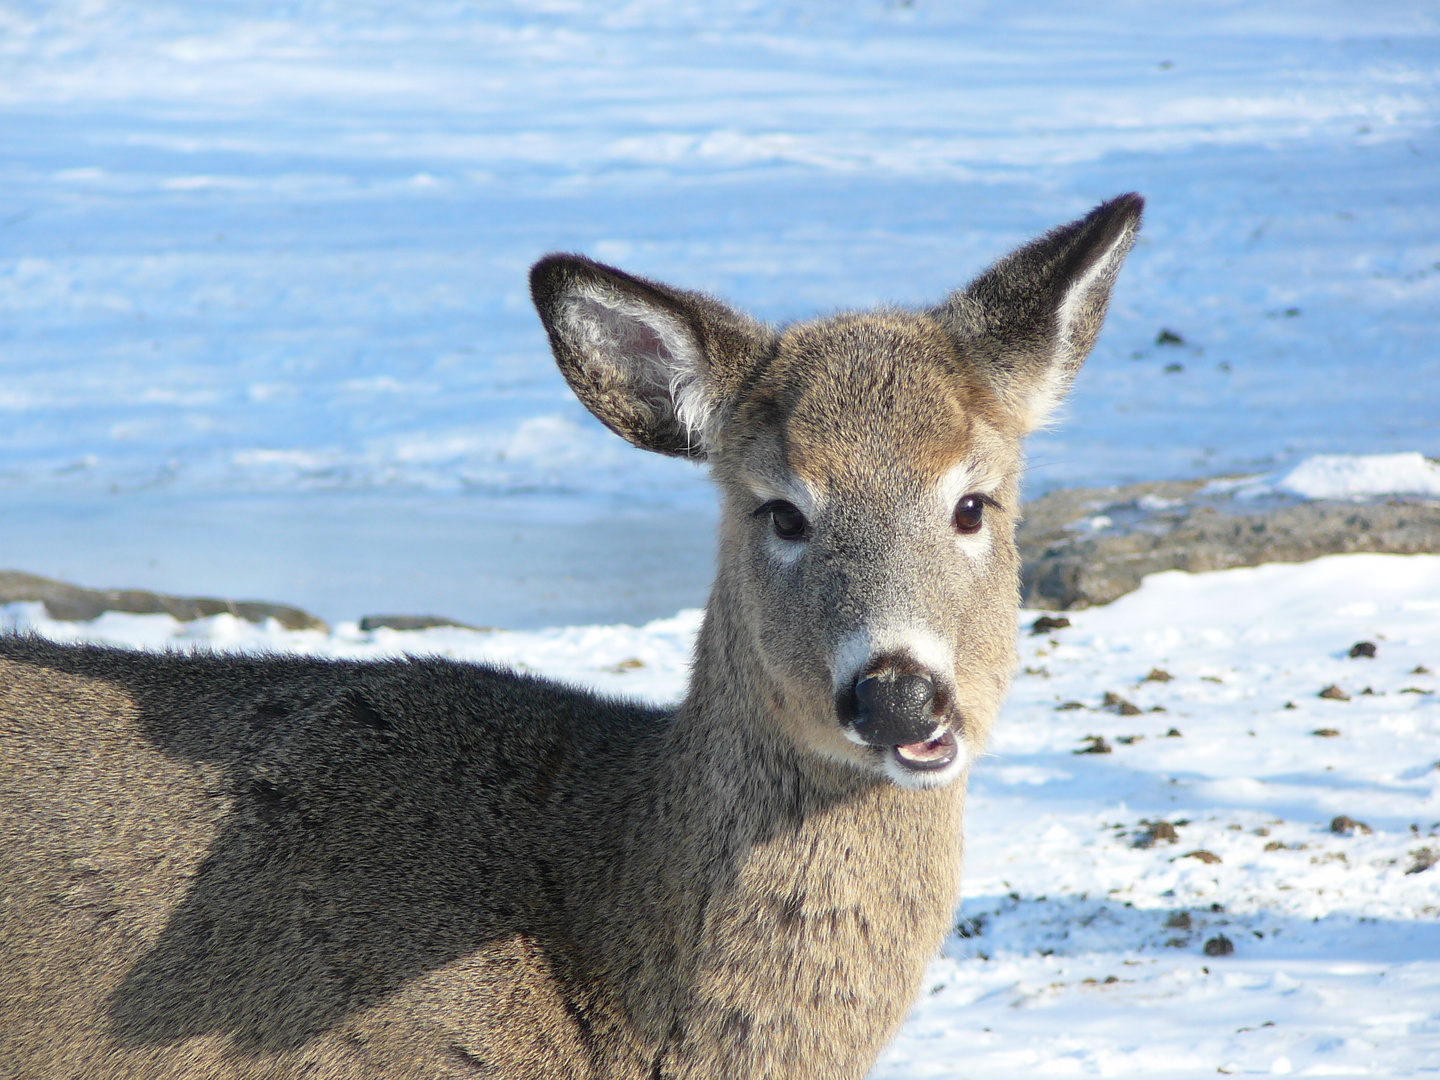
[530,255,773,459]
[933,193,1143,433]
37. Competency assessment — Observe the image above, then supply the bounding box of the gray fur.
[0,194,1142,1079]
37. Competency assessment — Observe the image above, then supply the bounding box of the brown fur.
[1,194,1142,1079]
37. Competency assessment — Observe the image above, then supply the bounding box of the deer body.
[0,195,1142,1079]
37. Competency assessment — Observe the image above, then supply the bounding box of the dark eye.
[952,494,987,535]
[762,500,808,540]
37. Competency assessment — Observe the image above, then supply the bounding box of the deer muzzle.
[848,668,960,774]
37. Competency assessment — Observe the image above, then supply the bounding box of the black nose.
[853,673,937,746]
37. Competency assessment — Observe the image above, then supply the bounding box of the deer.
[0,193,1142,1079]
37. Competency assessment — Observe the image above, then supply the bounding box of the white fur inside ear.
[561,283,715,451]
[1024,232,1130,433]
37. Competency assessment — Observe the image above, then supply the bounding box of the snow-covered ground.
[7,550,1440,1077]
[1,0,1437,624]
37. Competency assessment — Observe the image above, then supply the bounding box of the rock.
[1330,815,1372,836]
[1164,727,1183,738]
[1165,911,1192,930]
[1349,641,1377,658]
[1181,850,1222,865]
[1134,821,1179,848]
[1074,735,1112,755]
[1312,728,1341,737]
[0,569,326,632]
[1143,667,1174,683]
[1102,691,1142,715]
[1406,848,1438,875]
[1030,615,1071,635]
[603,658,646,673]
[1017,481,1440,611]
[1317,684,1350,701]
[1203,935,1235,957]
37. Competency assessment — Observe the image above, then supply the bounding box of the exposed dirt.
[1017,481,1440,610]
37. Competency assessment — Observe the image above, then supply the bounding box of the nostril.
[852,673,937,746]
[853,675,877,711]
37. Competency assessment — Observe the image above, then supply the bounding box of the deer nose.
[852,672,937,746]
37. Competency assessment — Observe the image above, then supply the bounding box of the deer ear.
[530,255,770,459]
[933,193,1143,433]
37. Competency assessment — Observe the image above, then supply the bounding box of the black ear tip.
[529,252,582,293]
[1103,191,1145,225]
[1074,192,1144,256]
[530,252,613,313]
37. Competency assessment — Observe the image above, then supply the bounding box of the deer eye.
[759,500,808,541]
[952,495,987,535]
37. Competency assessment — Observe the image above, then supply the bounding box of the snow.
[1202,451,1440,502]
[7,551,1440,1077]
[1277,453,1440,500]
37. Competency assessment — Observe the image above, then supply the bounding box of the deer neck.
[585,565,968,1059]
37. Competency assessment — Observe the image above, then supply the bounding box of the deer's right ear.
[530,255,771,460]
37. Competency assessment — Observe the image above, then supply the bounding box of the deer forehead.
[737,313,1015,500]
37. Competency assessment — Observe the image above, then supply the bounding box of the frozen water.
[0,1,1437,621]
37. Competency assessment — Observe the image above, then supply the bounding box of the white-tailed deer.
[0,194,1142,1079]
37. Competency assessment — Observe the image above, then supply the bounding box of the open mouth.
[891,728,959,772]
